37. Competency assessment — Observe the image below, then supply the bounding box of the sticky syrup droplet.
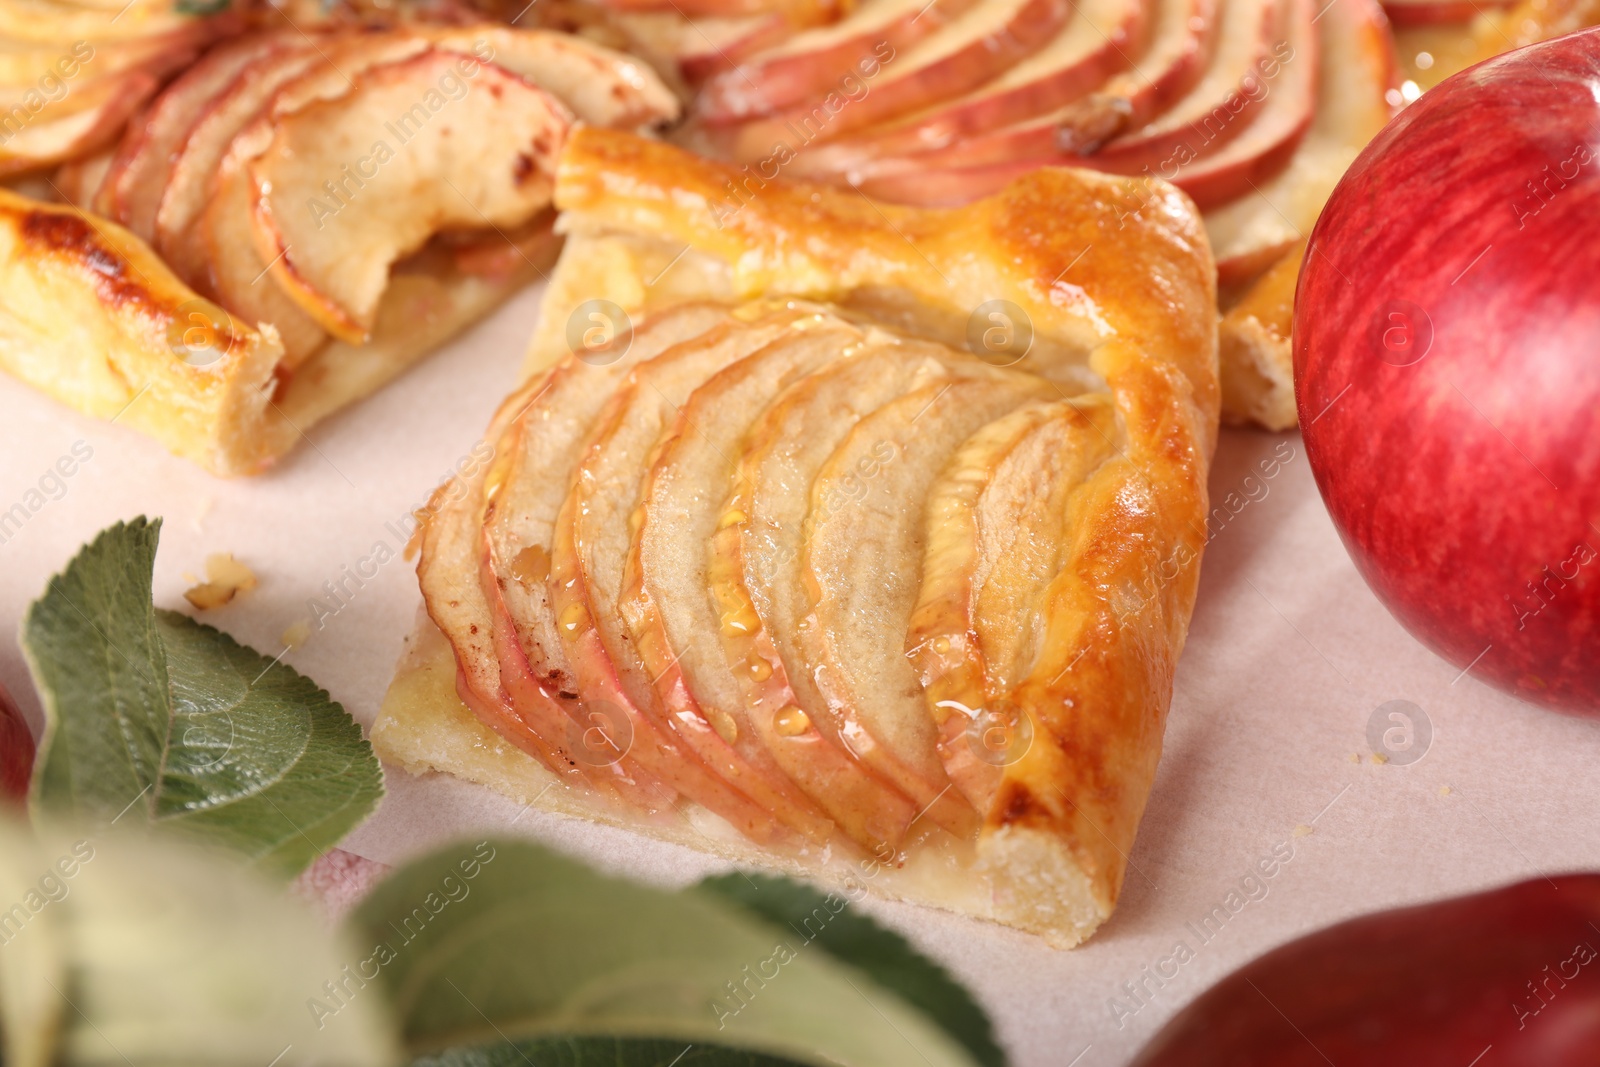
[774,705,810,736]
[932,635,952,655]
[746,656,773,682]
[720,603,759,636]
[559,603,589,634]
[511,544,550,584]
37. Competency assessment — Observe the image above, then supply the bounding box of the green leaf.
[415,1037,808,1067]
[0,813,398,1067]
[695,874,1006,1067]
[21,517,383,877]
[348,839,984,1067]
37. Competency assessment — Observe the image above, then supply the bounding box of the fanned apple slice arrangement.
[0,8,680,474]
[63,22,678,369]
[0,0,236,178]
[659,0,1393,281]
[383,129,1219,947]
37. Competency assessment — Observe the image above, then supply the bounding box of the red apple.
[1130,875,1600,1065]
[0,681,34,802]
[1296,27,1600,715]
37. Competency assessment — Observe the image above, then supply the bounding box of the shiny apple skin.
[0,681,33,802]
[1130,875,1600,1066]
[1295,28,1600,715]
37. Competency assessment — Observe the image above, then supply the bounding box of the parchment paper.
[2,281,1595,1066]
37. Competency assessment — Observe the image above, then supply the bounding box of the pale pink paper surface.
[1,281,1596,1065]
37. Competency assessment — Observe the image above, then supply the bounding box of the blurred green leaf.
[349,839,984,1067]
[696,874,1005,1067]
[21,517,382,877]
[0,814,397,1067]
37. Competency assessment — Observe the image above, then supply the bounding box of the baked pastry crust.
[375,129,1218,947]
[0,190,549,475]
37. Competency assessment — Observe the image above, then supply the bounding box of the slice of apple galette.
[375,129,1218,947]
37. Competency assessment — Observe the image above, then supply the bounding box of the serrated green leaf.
[696,874,1006,1067]
[348,839,984,1067]
[414,1036,808,1067]
[21,517,383,878]
[0,813,398,1067]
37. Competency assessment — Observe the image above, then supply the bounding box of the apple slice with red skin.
[597,0,836,21]
[95,33,285,241]
[479,303,739,812]
[53,147,116,209]
[1202,0,1393,281]
[791,0,1149,174]
[710,343,989,852]
[1084,0,1283,177]
[906,398,1117,815]
[0,68,168,179]
[799,374,1053,838]
[1130,875,1600,1065]
[418,373,598,788]
[614,10,794,84]
[692,0,983,122]
[153,39,320,289]
[0,680,33,803]
[622,314,907,851]
[1144,0,1316,208]
[874,0,1218,170]
[705,0,1075,159]
[548,311,825,845]
[849,0,1314,208]
[248,50,572,344]
[418,26,682,129]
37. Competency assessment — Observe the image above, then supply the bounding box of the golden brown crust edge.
[378,130,1218,947]
[0,190,550,475]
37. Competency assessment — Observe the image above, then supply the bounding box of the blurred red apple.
[0,680,33,802]
[1295,27,1600,715]
[1131,875,1600,1066]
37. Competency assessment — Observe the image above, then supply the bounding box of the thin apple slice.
[1086,0,1282,176]
[885,0,1218,170]
[623,314,893,849]
[851,0,1313,208]
[1202,0,1394,280]
[201,145,330,365]
[418,373,594,786]
[420,26,682,128]
[598,0,835,20]
[706,0,1075,159]
[692,0,983,121]
[800,374,1053,837]
[96,32,283,242]
[792,0,1148,172]
[612,10,792,83]
[155,40,322,288]
[249,50,573,344]
[481,303,738,811]
[1143,0,1315,208]
[0,21,206,85]
[710,343,986,851]
[52,145,114,208]
[906,398,1117,816]
[549,309,825,844]
[0,0,195,42]
[0,67,164,178]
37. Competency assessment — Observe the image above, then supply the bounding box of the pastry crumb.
[1439,785,1452,796]
[281,619,313,649]
[1292,824,1313,838]
[1348,753,1360,763]
[1371,752,1390,765]
[184,553,259,611]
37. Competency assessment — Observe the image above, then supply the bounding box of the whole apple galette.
[374,129,1218,947]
